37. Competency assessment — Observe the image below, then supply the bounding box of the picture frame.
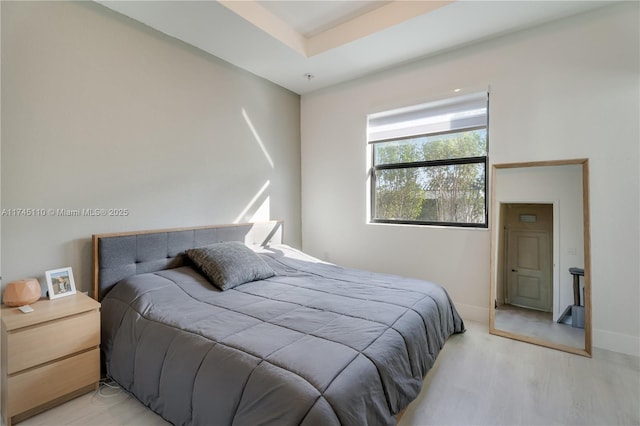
[45,267,77,299]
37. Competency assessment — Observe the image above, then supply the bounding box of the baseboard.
[593,328,640,357]
[456,303,639,357]
[456,303,489,325]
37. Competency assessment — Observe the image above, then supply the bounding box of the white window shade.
[368,92,488,143]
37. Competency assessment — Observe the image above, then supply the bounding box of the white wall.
[301,3,639,355]
[1,2,301,294]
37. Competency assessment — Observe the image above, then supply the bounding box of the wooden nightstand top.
[1,293,100,331]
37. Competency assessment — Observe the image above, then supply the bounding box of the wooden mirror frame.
[489,159,591,357]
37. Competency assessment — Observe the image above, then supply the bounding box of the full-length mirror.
[489,159,591,356]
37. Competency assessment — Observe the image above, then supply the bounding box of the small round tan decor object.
[3,279,42,306]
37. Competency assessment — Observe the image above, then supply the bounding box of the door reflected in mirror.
[489,159,591,357]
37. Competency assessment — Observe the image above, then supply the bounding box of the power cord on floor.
[98,377,122,398]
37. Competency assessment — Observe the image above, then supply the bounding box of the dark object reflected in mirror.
[489,159,591,357]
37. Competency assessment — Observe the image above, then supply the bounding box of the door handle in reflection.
[511,269,518,272]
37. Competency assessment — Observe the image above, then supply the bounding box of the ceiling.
[259,1,393,38]
[97,0,612,95]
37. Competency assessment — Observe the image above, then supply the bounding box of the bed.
[93,221,464,426]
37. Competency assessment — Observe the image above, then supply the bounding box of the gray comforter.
[101,245,464,426]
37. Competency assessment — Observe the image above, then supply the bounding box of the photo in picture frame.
[45,267,77,299]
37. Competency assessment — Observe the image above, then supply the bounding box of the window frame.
[368,100,489,228]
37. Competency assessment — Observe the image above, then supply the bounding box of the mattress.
[101,244,464,426]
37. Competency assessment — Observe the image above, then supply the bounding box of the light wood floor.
[9,321,640,426]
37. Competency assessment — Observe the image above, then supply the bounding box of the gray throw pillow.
[185,241,275,290]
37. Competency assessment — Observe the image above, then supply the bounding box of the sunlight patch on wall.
[250,196,270,223]
[234,180,270,224]
[242,108,274,168]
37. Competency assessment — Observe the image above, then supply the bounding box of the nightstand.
[1,293,100,426]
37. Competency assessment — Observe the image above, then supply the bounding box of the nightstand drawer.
[7,309,99,374]
[7,348,99,416]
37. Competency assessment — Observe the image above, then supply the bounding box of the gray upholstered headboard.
[92,221,283,301]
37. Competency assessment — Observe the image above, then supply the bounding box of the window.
[368,92,488,227]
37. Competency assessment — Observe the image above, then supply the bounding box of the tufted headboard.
[92,221,283,301]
